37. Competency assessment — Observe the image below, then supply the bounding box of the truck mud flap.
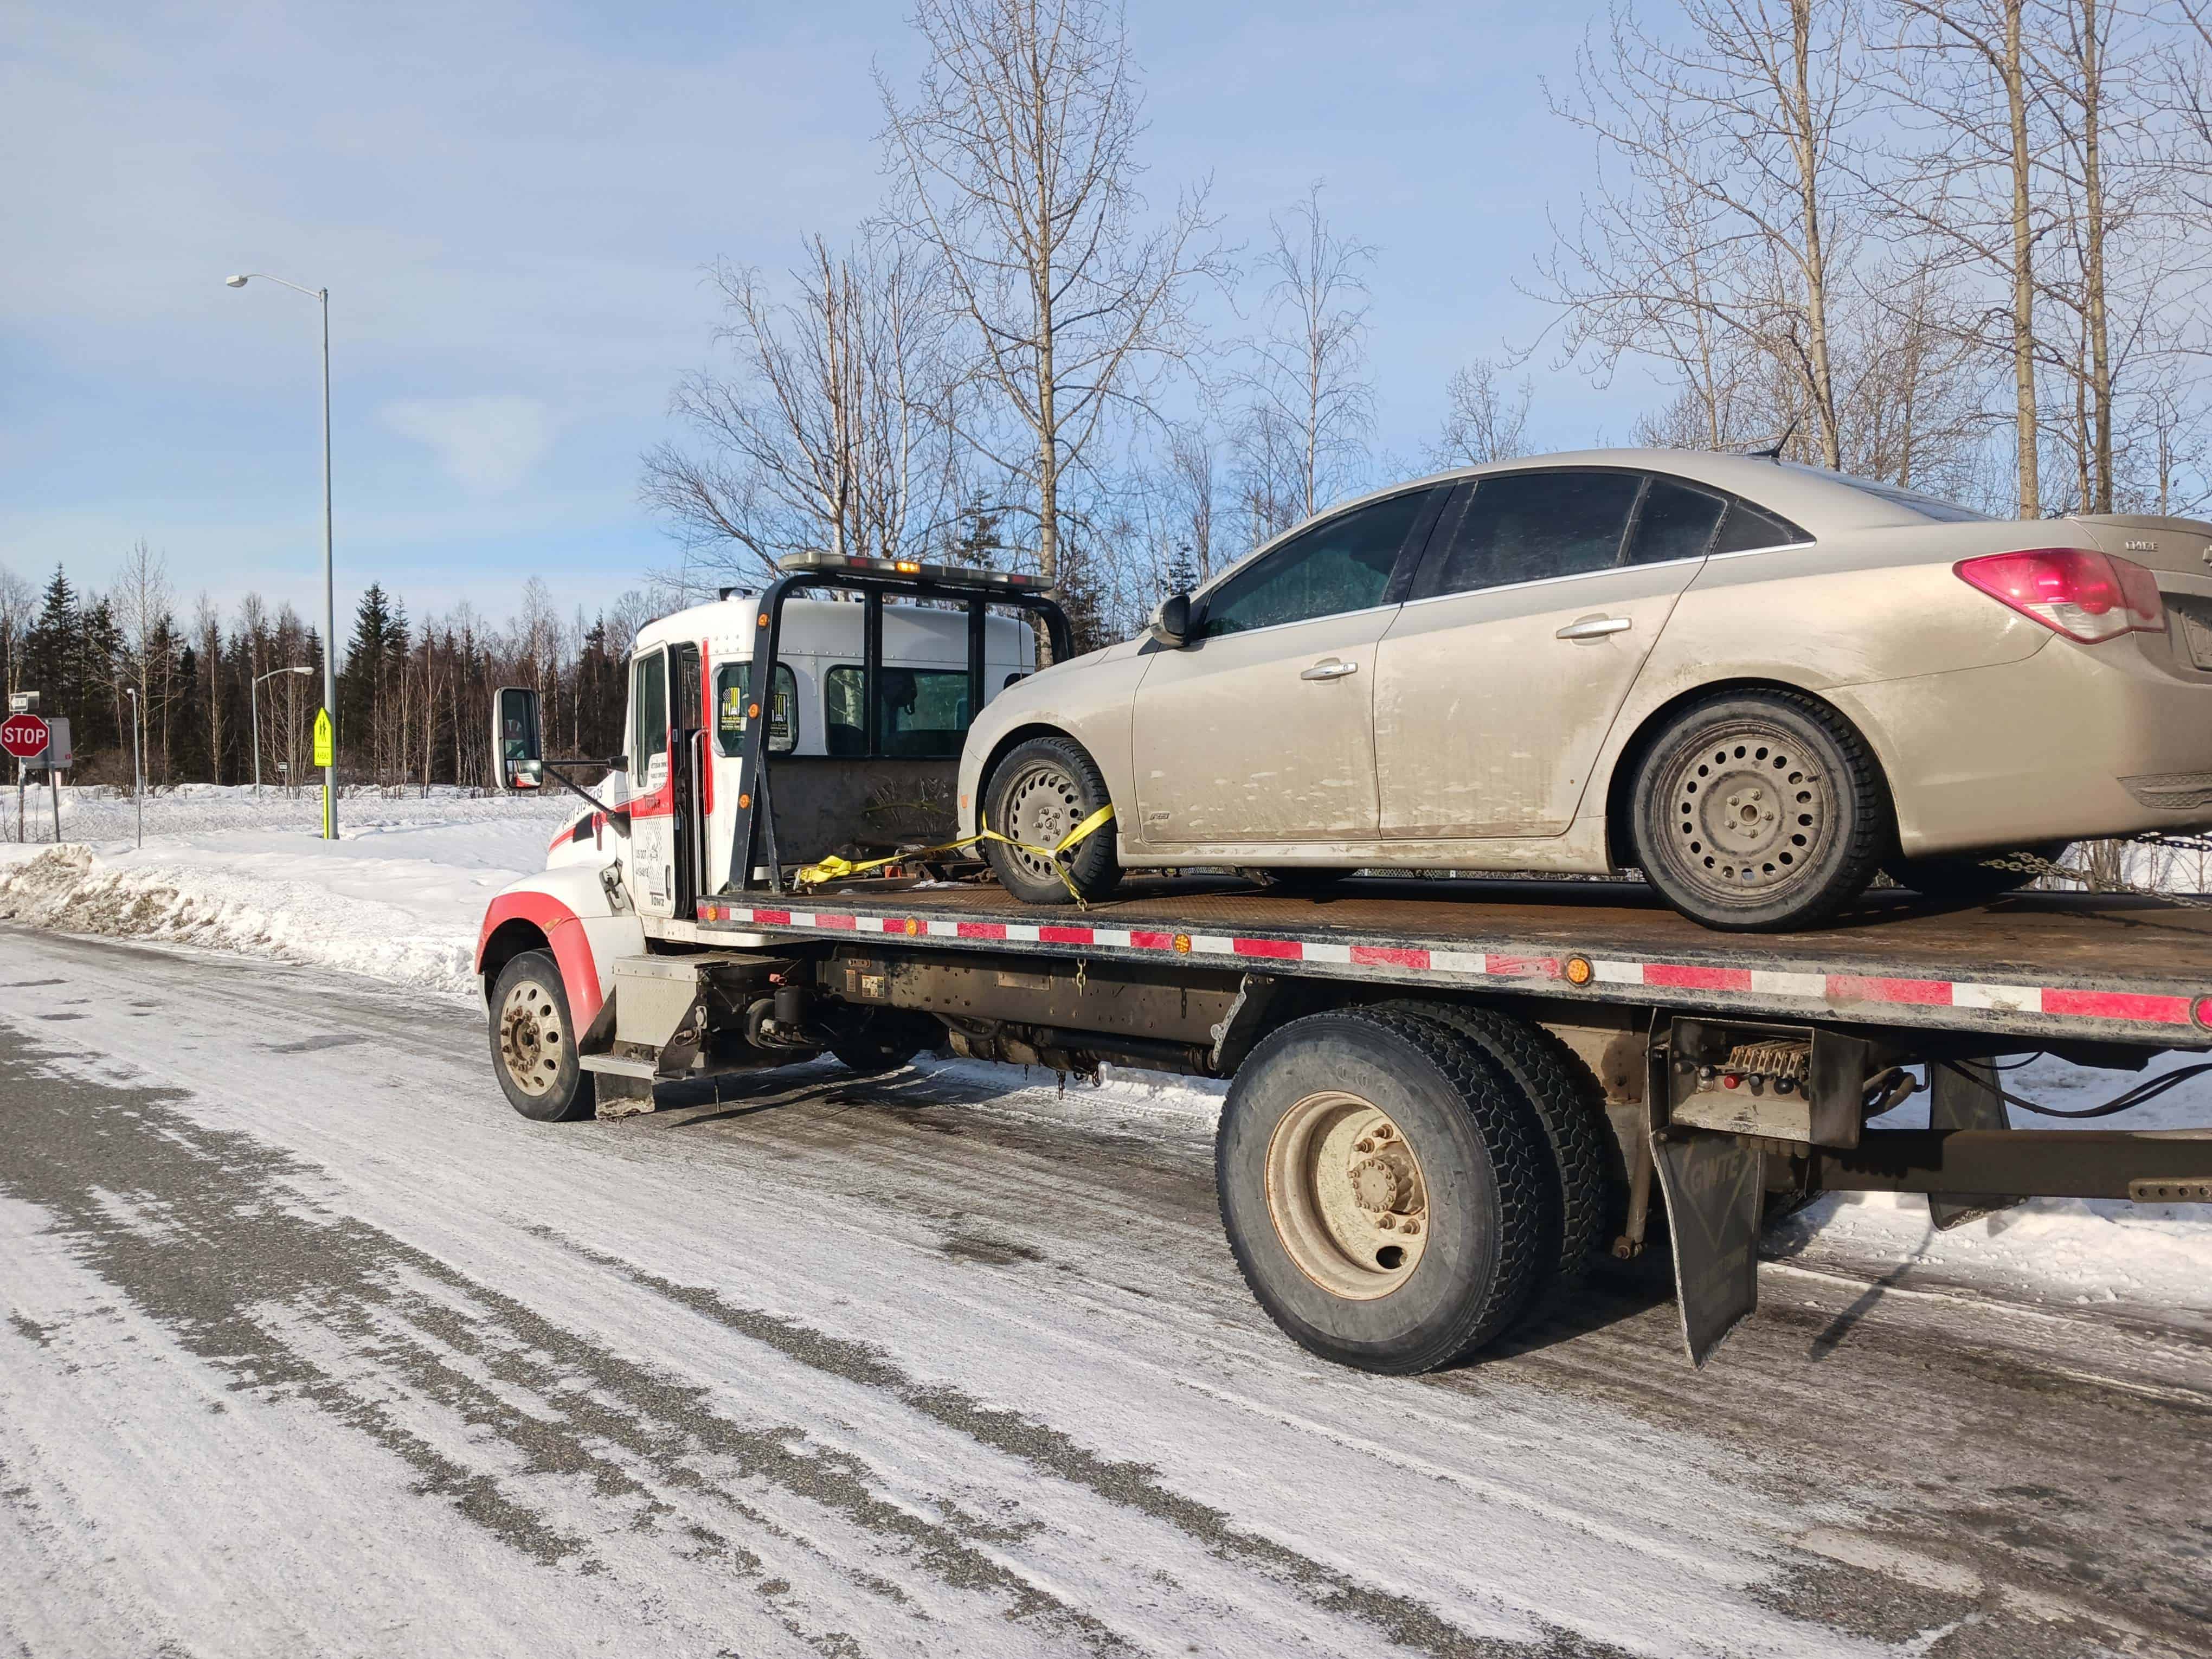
[1926,1059,2018,1230]
[1651,1131,1764,1367]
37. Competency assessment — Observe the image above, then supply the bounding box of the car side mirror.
[606,754,627,773]
[1148,591,1193,648]
[492,685,542,791]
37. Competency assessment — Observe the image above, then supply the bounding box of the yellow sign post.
[312,709,335,839]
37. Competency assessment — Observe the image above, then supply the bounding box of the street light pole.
[125,686,143,850]
[226,271,338,841]
[252,665,313,799]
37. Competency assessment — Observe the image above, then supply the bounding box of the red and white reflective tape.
[695,901,2208,1032]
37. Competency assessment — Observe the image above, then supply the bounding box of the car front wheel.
[1631,690,1888,932]
[981,735,1123,905]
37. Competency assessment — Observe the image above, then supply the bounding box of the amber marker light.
[1563,955,1595,986]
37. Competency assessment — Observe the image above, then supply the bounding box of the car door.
[1372,469,1725,838]
[1131,486,1445,846]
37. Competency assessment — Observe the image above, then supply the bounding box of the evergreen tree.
[22,565,78,711]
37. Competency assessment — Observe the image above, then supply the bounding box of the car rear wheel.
[1631,690,1888,932]
[981,735,1122,906]
[1882,843,2068,901]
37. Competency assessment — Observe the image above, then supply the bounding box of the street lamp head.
[289,665,313,674]
[224,274,248,288]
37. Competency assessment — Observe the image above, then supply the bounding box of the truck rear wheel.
[1378,1001,1613,1307]
[489,950,596,1122]
[1216,1008,1547,1374]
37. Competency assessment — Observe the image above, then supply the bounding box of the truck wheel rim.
[498,979,563,1097]
[1659,722,1831,899]
[1002,761,1081,882]
[1263,1091,1430,1300]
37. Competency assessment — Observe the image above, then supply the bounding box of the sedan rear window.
[1779,462,1991,523]
[1630,478,1729,564]
[1431,470,1643,593]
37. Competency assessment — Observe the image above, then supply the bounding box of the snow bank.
[0,795,574,994]
[3,790,2209,1321]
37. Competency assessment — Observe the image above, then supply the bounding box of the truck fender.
[475,864,644,1023]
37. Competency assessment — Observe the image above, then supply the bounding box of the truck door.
[671,642,703,916]
[627,647,676,918]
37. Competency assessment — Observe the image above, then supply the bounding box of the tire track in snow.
[0,1033,1129,1658]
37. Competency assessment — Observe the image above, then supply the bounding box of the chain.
[1980,834,2212,911]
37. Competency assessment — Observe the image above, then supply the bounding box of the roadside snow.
[0,787,574,994]
[3,787,2209,1324]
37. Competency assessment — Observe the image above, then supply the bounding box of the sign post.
[313,709,335,839]
[1,713,64,843]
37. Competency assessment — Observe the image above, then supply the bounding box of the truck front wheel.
[1216,1009,1548,1374]
[489,950,596,1122]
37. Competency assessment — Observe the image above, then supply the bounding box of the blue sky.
[2,1,1660,627]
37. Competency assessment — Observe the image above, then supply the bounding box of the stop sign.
[1,713,50,761]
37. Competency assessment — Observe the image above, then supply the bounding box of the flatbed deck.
[699,874,2212,1048]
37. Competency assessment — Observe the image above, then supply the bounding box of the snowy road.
[1,927,2207,1658]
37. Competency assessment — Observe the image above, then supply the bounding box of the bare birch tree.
[1539,0,1871,467]
[645,235,961,586]
[1428,357,1534,468]
[1881,0,2048,512]
[878,0,1219,593]
[1233,184,1375,524]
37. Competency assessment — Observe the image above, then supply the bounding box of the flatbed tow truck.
[478,555,2212,1371]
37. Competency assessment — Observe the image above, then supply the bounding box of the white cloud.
[381,395,556,493]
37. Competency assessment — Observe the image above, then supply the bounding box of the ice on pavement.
[3,784,2208,1323]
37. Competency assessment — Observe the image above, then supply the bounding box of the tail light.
[1954,548,2166,642]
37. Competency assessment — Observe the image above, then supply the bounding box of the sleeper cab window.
[715,661,798,756]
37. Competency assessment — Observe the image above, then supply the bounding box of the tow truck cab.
[473,556,1053,1109]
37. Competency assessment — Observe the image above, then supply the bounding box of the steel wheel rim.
[1659,721,1831,901]
[1263,1090,1430,1301]
[498,979,564,1097]
[1001,761,1082,882]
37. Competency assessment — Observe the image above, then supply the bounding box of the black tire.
[1241,867,1356,894]
[1631,690,1889,932]
[1378,1001,1615,1308]
[1216,1008,1547,1374]
[488,949,596,1122]
[981,735,1122,906]
[828,1009,941,1077]
[1882,842,2067,901]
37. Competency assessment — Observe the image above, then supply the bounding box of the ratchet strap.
[795,803,1116,905]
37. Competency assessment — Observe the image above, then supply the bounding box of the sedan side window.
[1200,488,1435,638]
[1629,477,1729,564]
[1713,498,1814,553]
[1428,470,1643,595]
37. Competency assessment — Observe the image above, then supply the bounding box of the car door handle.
[1555,615,1634,641]
[1301,658,1359,680]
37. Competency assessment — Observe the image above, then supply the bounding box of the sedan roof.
[1394,448,1990,536]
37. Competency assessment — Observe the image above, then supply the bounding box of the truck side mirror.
[492,685,543,792]
[1148,591,1192,648]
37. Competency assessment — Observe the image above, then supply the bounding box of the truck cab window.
[631,648,668,787]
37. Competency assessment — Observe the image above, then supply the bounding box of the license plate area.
[2171,597,2212,669]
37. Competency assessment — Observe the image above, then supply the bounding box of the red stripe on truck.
[2042,987,2193,1024]
[1827,974,1953,1007]
[1645,963,1754,992]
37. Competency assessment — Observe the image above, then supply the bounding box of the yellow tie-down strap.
[796,804,1115,906]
